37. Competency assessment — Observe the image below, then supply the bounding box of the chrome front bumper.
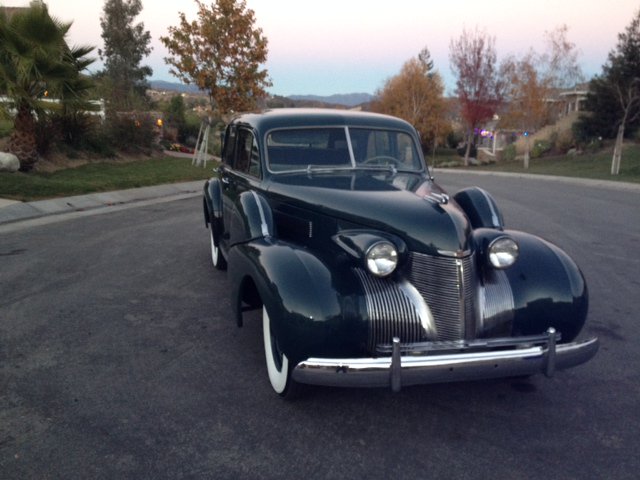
[292,328,599,392]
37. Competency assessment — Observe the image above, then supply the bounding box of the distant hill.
[149,80,373,107]
[288,93,374,107]
[149,80,201,94]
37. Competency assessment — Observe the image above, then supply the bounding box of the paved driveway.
[1,173,638,479]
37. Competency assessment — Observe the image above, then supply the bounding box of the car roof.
[230,108,417,133]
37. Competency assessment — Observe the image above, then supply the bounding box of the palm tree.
[0,3,95,170]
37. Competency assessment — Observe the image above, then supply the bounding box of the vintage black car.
[203,109,598,397]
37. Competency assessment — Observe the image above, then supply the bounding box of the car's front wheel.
[263,306,298,397]
[210,228,227,270]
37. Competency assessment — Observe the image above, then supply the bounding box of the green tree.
[55,46,100,148]
[99,0,152,111]
[373,48,447,153]
[164,94,187,141]
[578,9,640,174]
[449,28,506,165]
[160,0,271,114]
[0,2,95,170]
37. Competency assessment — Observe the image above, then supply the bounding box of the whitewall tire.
[263,306,291,395]
[210,227,227,270]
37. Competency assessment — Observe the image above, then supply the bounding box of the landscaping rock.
[0,152,20,172]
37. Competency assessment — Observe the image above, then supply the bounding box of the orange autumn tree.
[373,48,448,154]
[160,0,270,114]
[500,25,583,168]
[500,52,550,168]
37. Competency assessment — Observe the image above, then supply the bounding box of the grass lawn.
[433,143,640,184]
[0,155,216,201]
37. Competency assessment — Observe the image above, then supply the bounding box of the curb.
[434,168,640,192]
[0,180,204,226]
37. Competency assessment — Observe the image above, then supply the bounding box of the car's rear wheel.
[263,306,298,397]
[210,227,227,270]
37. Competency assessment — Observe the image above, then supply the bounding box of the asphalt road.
[1,172,638,479]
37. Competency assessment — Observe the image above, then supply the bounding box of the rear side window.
[236,128,261,178]
[222,125,237,166]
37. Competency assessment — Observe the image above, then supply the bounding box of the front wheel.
[263,306,298,397]
[210,227,227,270]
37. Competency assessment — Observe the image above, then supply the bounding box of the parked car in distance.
[203,108,598,397]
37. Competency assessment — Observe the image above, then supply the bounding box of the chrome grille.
[408,252,477,341]
[354,269,426,351]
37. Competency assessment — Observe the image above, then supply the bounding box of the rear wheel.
[263,306,297,397]
[210,227,227,270]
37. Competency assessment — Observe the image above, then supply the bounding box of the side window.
[222,125,237,166]
[236,128,261,178]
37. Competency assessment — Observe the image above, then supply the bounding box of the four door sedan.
[202,108,598,397]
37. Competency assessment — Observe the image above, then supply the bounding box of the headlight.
[365,241,398,277]
[488,236,519,269]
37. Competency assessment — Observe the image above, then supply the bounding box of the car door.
[220,125,263,249]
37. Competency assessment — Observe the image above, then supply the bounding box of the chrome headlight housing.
[365,241,398,277]
[488,236,519,269]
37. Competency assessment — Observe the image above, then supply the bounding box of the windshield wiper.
[353,164,398,175]
[304,165,354,175]
[301,164,411,177]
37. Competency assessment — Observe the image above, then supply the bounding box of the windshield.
[266,127,424,173]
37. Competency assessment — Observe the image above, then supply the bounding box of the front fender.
[454,187,505,230]
[228,239,367,364]
[503,231,588,342]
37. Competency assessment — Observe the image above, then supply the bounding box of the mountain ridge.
[149,80,373,107]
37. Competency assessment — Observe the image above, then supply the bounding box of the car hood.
[267,171,471,255]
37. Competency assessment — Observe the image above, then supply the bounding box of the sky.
[8,0,640,96]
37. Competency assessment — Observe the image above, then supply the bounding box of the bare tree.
[449,28,505,165]
[542,24,584,90]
